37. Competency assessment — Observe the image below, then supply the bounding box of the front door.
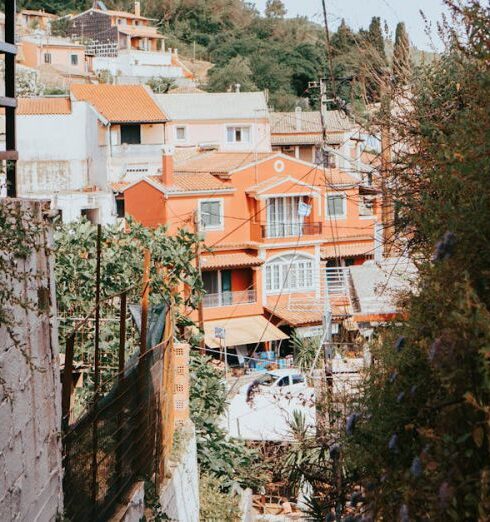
[221,270,232,305]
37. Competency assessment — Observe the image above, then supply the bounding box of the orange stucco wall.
[123,154,381,322]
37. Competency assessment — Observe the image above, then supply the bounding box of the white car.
[239,368,307,396]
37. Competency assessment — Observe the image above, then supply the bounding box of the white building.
[155,91,272,153]
[11,83,168,224]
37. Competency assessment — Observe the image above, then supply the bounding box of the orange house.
[118,147,381,354]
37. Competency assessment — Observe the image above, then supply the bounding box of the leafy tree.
[393,22,411,86]
[206,56,257,92]
[265,0,287,19]
[338,2,490,519]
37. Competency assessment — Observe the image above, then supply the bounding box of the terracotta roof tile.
[17,97,71,115]
[165,173,233,193]
[70,84,167,123]
[200,252,263,271]
[118,25,163,38]
[175,151,276,175]
[97,8,154,21]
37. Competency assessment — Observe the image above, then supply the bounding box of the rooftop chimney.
[295,106,302,131]
[161,145,175,187]
[134,1,141,17]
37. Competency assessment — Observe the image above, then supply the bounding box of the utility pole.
[194,211,206,355]
[380,74,395,258]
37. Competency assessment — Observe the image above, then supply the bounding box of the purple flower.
[346,413,359,435]
[329,443,340,460]
[388,433,398,452]
[432,231,456,262]
[397,391,405,403]
[439,481,452,509]
[410,384,417,397]
[399,504,410,522]
[410,456,423,478]
[394,336,406,352]
[389,371,398,384]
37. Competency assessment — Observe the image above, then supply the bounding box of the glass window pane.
[327,194,345,217]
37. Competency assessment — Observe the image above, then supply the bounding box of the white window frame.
[175,125,187,143]
[265,253,315,295]
[326,192,347,219]
[359,195,375,219]
[198,198,224,231]
[225,125,251,144]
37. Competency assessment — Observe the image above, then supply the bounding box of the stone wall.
[0,199,63,521]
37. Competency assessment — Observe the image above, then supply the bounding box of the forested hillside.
[20,0,420,110]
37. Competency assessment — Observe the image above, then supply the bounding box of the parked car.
[239,368,307,396]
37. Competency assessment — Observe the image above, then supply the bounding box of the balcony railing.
[202,290,257,308]
[262,222,323,239]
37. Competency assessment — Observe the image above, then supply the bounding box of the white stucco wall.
[0,199,63,522]
[166,120,272,153]
[92,50,184,79]
[159,423,200,522]
[17,101,90,195]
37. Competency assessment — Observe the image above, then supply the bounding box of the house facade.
[67,4,189,82]
[19,36,88,77]
[119,148,381,353]
[156,92,271,152]
[13,84,167,223]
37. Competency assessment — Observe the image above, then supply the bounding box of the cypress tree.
[393,22,411,85]
[367,16,387,62]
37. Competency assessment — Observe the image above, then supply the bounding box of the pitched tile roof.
[155,92,268,121]
[175,151,276,175]
[265,301,351,327]
[117,25,163,38]
[165,173,233,193]
[321,242,375,259]
[17,97,72,115]
[200,252,263,271]
[70,84,167,123]
[271,109,355,134]
[95,8,154,21]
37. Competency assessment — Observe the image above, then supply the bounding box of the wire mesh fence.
[62,341,168,521]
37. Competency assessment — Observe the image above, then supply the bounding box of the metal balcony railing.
[202,290,257,308]
[262,222,323,239]
[325,267,350,295]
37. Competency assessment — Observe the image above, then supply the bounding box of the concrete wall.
[0,199,63,522]
[159,422,200,522]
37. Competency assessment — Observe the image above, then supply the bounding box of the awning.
[321,242,374,259]
[204,315,288,349]
[200,252,263,271]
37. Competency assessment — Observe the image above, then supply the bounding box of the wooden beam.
[0,42,17,55]
[0,151,18,161]
[0,96,17,108]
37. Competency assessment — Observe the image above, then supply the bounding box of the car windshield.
[254,373,277,386]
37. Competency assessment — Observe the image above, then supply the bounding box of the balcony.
[110,143,162,158]
[202,290,257,309]
[256,222,323,240]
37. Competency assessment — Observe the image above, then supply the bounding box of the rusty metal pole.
[194,211,206,355]
[61,334,76,431]
[140,249,151,355]
[94,223,102,394]
[91,223,102,513]
[118,291,127,381]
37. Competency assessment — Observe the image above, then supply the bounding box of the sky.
[252,0,450,51]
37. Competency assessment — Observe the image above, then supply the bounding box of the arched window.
[265,254,315,293]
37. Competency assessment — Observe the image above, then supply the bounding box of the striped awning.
[204,316,288,349]
[321,242,374,260]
